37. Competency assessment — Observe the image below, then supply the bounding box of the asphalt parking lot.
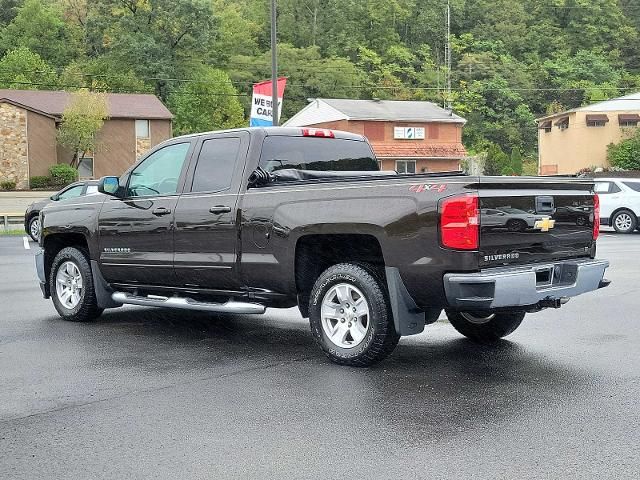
[1,233,638,479]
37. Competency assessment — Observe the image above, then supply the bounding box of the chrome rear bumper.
[444,258,609,310]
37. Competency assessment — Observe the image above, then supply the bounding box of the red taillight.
[302,128,335,138]
[593,194,600,240]
[439,194,479,250]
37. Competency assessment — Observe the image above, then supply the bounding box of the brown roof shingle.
[372,142,467,159]
[0,89,173,119]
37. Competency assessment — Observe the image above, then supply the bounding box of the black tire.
[506,219,527,232]
[308,263,399,367]
[27,215,40,242]
[445,310,525,343]
[49,247,103,322]
[611,209,637,234]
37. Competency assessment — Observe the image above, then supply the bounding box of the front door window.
[128,143,191,197]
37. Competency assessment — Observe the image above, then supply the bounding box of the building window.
[78,157,93,178]
[586,114,608,127]
[538,120,552,133]
[618,114,639,127]
[135,119,150,138]
[554,117,569,130]
[396,160,416,174]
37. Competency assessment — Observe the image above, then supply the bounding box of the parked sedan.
[595,178,640,234]
[24,181,99,241]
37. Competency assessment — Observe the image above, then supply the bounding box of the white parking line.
[23,236,30,250]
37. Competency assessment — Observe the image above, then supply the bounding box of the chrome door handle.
[152,207,172,216]
[209,205,232,214]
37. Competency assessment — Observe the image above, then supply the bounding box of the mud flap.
[385,267,440,336]
[91,260,122,309]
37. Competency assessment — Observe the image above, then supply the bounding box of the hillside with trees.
[1,0,640,169]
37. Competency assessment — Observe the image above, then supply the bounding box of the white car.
[594,178,640,234]
[480,207,546,232]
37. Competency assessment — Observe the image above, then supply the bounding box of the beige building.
[0,89,173,189]
[536,93,640,175]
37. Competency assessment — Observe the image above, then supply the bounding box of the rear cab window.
[259,136,378,173]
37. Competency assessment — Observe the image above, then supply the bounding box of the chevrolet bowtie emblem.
[534,217,556,232]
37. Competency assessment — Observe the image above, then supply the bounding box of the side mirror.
[98,176,120,196]
[50,194,59,201]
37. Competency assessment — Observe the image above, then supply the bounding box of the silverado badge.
[534,217,556,232]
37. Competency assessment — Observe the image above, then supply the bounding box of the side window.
[57,185,84,200]
[191,138,241,193]
[623,182,640,192]
[86,185,98,194]
[610,182,621,193]
[128,143,191,197]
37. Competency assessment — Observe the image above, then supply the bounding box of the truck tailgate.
[478,177,596,268]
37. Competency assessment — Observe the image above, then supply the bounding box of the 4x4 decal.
[409,183,448,193]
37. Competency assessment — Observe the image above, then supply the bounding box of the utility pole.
[270,0,279,126]
[445,0,452,112]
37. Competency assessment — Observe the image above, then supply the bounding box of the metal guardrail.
[1,212,24,232]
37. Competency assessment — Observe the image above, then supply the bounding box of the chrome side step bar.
[111,292,266,314]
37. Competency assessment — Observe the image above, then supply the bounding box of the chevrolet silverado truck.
[35,127,610,366]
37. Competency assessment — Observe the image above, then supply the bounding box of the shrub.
[1,180,17,190]
[607,129,640,170]
[522,158,538,176]
[49,164,78,187]
[30,176,50,188]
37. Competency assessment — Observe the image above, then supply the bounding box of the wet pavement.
[0,234,638,479]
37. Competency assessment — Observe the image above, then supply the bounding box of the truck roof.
[172,126,367,142]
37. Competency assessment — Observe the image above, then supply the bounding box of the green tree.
[229,45,366,121]
[60,58,149,93]
[509,148,523,175]
[0,47,58,89]
[57,89,109,167]
[483,143,509,176]
[85,0,218,100]
[168,66,244,135]
[0,0,21,27]
[0,0,82,66]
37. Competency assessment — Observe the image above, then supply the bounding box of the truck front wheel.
[445,310,525,343]
[308,263,399,367]
[50,247,104,322]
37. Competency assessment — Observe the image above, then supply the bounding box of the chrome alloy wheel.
[55,261,83,309]
[614,212,633,231]
[461,312,496,325]
[29,218,40,241]
[321,283,370,349]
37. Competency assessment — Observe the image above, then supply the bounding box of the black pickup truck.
[35,127,610,366]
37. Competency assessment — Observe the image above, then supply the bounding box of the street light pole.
[270,0,279,126]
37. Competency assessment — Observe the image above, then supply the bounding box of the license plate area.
[535,267,553,288]
[535,263,579,289]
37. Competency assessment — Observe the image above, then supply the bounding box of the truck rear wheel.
[308,263,399,367]
[50,247,103,322]
[445,310,525,343]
